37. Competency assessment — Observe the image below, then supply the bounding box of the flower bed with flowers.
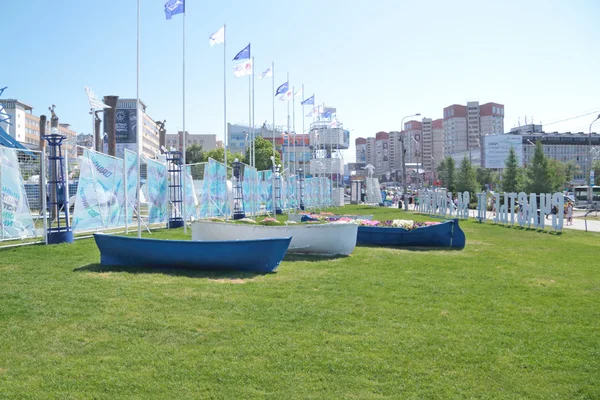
[353,219,441,230]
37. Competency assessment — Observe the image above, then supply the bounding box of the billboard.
[483,134,523,169]
[115,109,137,144]
[356,144,366,163]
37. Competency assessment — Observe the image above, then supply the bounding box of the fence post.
[124,154,128,234]
[41,151,48,245]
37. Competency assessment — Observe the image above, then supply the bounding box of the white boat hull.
[191,221,358,256]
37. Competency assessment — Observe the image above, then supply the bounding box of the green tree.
[502,146,522,193]
[562,161,580,188]
[205,147,236,168]
[437,156,456,193]
[547,159,567,192]
[525,140,552,193]
[456,156,478,195]
[243,136,281,171]
[594,160,600,186]
[185,143,205,164]
[476,167,498,191]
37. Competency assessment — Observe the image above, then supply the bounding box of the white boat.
[191,221,358,256]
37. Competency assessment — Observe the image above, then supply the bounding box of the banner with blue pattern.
[72,149,124,231]
[0,147,35,239]
[146,157,168,223]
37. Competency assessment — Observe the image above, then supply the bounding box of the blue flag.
[164,0,185,19]
[233,44,250,60]
[301,95,314,106]
[275,81,288,96]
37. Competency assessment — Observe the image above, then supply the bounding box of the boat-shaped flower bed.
[288,213,373,223]
[93,234,291,273]
[356,219,466,249]
[191,219,358,256]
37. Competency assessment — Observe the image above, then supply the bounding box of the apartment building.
[0,98,77,160]
[403,120,422,164]
[165,131,218,153]
[443,101,504,156]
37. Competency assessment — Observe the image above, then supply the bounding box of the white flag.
[233,59,253,77]
[294,89,302,98]
[258,68,272,80]
[279,90,293,102]
[209,26,225,47]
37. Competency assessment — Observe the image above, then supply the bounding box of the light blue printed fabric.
[182,165,197,220]
[72,149,124,231]
[0,147,35,238]
[146,157,168,223]
[122,149,138,225]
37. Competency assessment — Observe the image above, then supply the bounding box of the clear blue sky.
[3,0,599,162]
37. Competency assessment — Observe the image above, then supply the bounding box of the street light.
[588,114,600,206]
[399,113,421,211]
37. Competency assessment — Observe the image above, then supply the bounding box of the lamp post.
[589,114,600,206]
[399,113,421,211]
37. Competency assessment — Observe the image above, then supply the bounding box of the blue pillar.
[43,121,73,245]
[166,151,184,228]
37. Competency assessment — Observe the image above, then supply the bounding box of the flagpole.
[251,56,256,168]
[271,61,276,215]
[136,0,141,238]
[223,26,228,221]
[286,72,290,175]
[292,85,296,175]
[249,57,252,167]
[182,8,188,233]
[301,85,305,173]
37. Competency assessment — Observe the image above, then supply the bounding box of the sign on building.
[483,134,523,169]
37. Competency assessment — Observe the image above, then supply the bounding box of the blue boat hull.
[356,219,466,249]
[93,234,292,273]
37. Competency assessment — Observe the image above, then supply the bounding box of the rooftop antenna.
[525,115,528,125]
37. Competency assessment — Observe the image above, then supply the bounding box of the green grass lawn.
[0,205,599,399]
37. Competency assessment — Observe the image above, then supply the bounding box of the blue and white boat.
[93,234,291,273]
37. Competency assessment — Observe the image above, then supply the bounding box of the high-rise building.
[443,101,504,157]
[355,137,367,164]
[0,98,77,160]
[165,131,218,153]
[432,118,444,169]
[403,120,422,164]
[366,137,376,168]
[443,104,467,156]
[375,131,389,176]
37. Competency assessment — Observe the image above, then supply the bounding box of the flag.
[258,68,272,80]
[164,0,185,19]
[301,95,314,106]
[209,26,225,47]
[322,107,336,118]
[294,89,302,98]
[279,90,293,102]
[233,44,250,60]
[233,59,253,77]
[275,81,288,96]
[306,105,322,118]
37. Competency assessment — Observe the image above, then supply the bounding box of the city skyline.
[2,0,599,163]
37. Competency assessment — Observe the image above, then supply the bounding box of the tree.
[456,156,478,195]
[594,160,600,186]
[437,156,456,193]
[562,161,580,188]
[502,146,522,193]
[525,140,552,193]
[476,167,498,191]
[547,159,567,192]
[243,136,281,171]
[205,147,236,168]
[185,143,205,164]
